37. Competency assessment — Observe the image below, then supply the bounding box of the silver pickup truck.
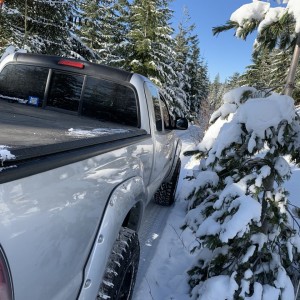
[0,53,187,300]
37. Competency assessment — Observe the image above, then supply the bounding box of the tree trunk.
[23,0,28,48]
[284,33,300,96]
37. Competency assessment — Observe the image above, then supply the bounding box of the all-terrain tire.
[154,158,181,206]
[97,227,140,300]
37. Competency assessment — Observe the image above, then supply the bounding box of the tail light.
[0,248,13,300]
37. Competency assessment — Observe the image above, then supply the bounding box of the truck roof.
[11,53,134,82]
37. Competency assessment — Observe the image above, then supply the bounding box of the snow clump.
[287,0,300,33]
[230,1,270,38]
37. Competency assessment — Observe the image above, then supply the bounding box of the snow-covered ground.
[133,125,300,300]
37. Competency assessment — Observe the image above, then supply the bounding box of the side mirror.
[175,117,188,130]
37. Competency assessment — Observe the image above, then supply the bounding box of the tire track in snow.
[133,201,172,299]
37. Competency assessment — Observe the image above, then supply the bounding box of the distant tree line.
[0,0,210,121]
[208,47,300,113]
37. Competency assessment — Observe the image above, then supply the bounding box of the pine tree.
[183,2,300,298]
[167,8,209,120]
[186,35,209,121]
[239,50,273,90]
[171,17,192,118]
[74,0,102,61]
[185,87,300,299]
[238,48,300,104]
[196,61,210,130]
[208,74,224,110]
[110,0,131,68]
[0,3,11,51]
[224,72,241,92]
[127,0,174,83]
[1,0,74,55]
[126,0,185,115]
[128,0,168,81]
[76,0,129,66]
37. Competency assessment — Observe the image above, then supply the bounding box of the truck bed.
[0,99,144,144]
[0,100,148,183]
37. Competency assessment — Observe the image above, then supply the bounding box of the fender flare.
[164,137,182,183]
[77,176,146,300]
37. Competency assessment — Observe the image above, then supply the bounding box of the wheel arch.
[77,176,146,300]
[122,200,143,232]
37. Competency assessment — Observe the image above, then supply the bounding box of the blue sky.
[170,0,257,82]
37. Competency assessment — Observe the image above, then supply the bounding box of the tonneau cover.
[0,101,146,162]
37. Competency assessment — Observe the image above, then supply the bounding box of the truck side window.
[146,83,162,132]
[47,71,83,112]
[153,98,162,131]
[160,97,170,130]
[82,77,138,127]
[0,64,48,106]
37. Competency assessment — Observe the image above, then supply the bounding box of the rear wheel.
[98,227,140,300]
[154,158,181,206]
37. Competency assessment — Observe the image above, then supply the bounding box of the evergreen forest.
[0,0,210,122]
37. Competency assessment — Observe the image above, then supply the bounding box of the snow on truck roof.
[9,52,134,83]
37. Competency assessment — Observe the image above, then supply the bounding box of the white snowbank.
[193,272,238,300]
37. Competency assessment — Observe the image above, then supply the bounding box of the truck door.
[144,82,175,188]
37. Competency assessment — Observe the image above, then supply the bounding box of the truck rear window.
[0,64,48,105]
[48,71,83,112]
[0,64,138,127]
[82,77,138,127]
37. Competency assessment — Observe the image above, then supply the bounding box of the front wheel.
[154,158,181,206]
[97,227,140,300]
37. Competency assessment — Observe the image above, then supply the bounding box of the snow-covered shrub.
[184,87,300,300]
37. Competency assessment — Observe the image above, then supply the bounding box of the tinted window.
[47,71,83,112]
[0,64,48,106]
[82,77,138,127]
[160,97,170,129]
[146,83,162,131]
[0,64,137,126]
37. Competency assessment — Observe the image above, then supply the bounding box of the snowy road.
[133,201,173,298]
